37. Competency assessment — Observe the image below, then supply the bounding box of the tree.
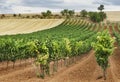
[41,12,47,18]
[89,12,106,23]
[46,10,52,18]
[60,9,69,17]
[98,5,104,12]
[13,14,17,17]
[18,14,21,17]
[60,11,65,16]
[89,12,100,22]
[68,10,75,17]
[64,9,69,16]
[89,5,106,23]
[41,10,52,18]
[92,30,115,80]
[99,12,107,21]
[26,16,30,18]
[60,9,75,18]
[80,9,88,17]
[1,14,5,19]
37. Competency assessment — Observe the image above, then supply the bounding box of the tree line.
[0,5,106,23]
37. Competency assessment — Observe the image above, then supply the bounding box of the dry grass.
[0,11,120,35]
[105,11,120,22]
[0,19,64,35]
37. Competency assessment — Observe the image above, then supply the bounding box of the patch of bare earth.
[48,50,114,82]
[109,25,120,82]
[0,50,117,82]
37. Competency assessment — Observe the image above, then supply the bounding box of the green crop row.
[0,19,99,77]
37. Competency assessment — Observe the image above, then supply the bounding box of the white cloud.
[64,0,94,4]
[105,5,120,11]
[12,6,61,14]
[5,0,22,4]
[0,0,120,14]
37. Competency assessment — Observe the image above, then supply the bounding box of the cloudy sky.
[0,0,120,14]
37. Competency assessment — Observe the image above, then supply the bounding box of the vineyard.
[0,19,98,70]
[0,19,120,82]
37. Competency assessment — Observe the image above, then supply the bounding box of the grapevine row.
[0,19,97,77]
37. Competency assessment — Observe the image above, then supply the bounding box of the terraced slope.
[0,19,64,35]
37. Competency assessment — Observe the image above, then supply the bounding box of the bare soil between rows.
[0,25,120,82]
[0,47,120,82]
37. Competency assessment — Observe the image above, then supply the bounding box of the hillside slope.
[106,11,120,22]
[0,19,64,35]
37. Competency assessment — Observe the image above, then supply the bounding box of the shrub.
[89,12,106,23]
[80,9,88,17]
[92,30,115,80]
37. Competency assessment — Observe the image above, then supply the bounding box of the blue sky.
[0,0,120,14]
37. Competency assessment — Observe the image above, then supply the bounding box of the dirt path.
[48,50,96,82]
[108,25,120,82]
[110,42,120,82]
[47,50,115,82]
